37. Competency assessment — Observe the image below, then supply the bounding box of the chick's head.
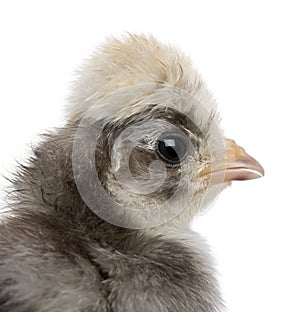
[69,34,264,229]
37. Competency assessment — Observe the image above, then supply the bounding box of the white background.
[0,1,299,311]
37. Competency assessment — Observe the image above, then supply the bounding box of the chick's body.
[0,35,263,312]
[0,125,221,312]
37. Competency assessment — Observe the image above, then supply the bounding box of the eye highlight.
[156,133,188,165]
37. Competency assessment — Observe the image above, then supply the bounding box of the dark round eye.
[156,133,188,165]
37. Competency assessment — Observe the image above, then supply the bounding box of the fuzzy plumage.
[67,34,216,123]
[0,34,263,312]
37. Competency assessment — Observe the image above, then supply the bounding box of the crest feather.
[66,34,214,123]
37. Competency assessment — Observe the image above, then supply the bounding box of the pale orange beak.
[198,139,264,184]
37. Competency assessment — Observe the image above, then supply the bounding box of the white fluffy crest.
[66,33,218,124]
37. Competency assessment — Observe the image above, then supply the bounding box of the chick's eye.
[156,133,188,165]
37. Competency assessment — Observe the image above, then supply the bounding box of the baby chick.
[0,34,264,312]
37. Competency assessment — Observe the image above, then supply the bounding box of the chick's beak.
[198,139,264,184]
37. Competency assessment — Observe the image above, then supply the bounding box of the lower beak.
[198,139,264,184]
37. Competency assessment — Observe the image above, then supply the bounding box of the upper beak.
[198,139,264,184]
